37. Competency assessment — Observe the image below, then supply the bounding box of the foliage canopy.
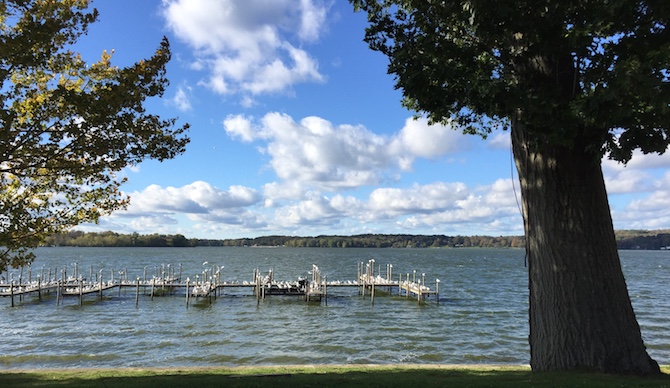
[0,0,189,271]
[352,0,669,160]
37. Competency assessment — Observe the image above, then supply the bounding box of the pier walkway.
[0,260,440,307]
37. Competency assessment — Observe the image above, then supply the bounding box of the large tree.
[352,0,668,375]
[0,0,189,271]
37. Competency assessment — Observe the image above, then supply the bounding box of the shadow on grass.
[1,367,669,388]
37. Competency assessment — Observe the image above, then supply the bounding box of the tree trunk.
[511,122,660,375]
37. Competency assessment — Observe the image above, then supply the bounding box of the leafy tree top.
[352,0,669,161]
[0,0,189,270]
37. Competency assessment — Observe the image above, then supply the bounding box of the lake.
[0,247,668,369]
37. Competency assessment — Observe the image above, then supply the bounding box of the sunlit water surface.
[0,247,668,369]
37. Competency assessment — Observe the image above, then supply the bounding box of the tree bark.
[511,122,660,375]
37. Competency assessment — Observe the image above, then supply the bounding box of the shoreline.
[2,363,532,372]
[3,363,668,388]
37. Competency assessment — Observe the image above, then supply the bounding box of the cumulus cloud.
[274,192,342,227]
[224,113,394,190]
[368,182,469,217]
[224,113,469,192]
[129,214,180,234]
[604,169,653,194]
[391,117,467,159]
[384,179,521,231]
[169,86,192,111]
[606,148,670,170]
[612,171,670,229]
[264,179,522,235]
[602,151,670,194]
[123,181,261,216]
[223,114,256,142]
[161,0,328,100]
[263,181,306,205]
[486,131,511,149]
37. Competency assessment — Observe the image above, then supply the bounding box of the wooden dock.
[357,260,440,304]
[1,260,440,307]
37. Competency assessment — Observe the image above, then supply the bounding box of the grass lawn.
[1,364,669,387]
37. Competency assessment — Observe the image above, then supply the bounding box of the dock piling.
[135,277,140,308]
[185,278,190,308]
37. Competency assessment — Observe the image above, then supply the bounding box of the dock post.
[406,273,409,299]
[135,277,140,308]
[357,261,360,295]
[388,264,393,294]
[215,268,220,299]
[9,281,14,308]
[56,278,61,306]
[371,280,375,305]
[19,266,23,303]
[150,278,155,301]
[398,273,402,296]
[436,279,440,304]
[79,278,83,306]
[37,276,42,301]
[185,278,190,308]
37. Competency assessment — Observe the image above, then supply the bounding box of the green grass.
[1,365,669,388]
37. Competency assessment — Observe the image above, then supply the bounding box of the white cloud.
[612,172,670,229]
[161,0,328,100]
[260,179,523,235]
[392,117,467,159]
[224,113,470,192]
[169,86,192,111]
[223,114,257,142]
[123,181,261,215]
[129,215,180,233]
[486,131,511,150]
[604,168,653,194]
[614,149,670,170]
[97,174,529,236]
[368,182,469,217]
[298,0,328,41]
[391,179,521,232]
[602,151,670,194]
[273,192,341,227]
[225,113,395,190]
[263,181,306,205]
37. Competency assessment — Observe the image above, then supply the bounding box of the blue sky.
[74,0,670,239]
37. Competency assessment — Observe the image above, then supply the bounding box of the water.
[0,247,668,369]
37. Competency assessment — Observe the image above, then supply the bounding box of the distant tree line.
[45,231,197,248]
[615,230,670,250]
[42,230,670,250]
[212,234,526,248]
